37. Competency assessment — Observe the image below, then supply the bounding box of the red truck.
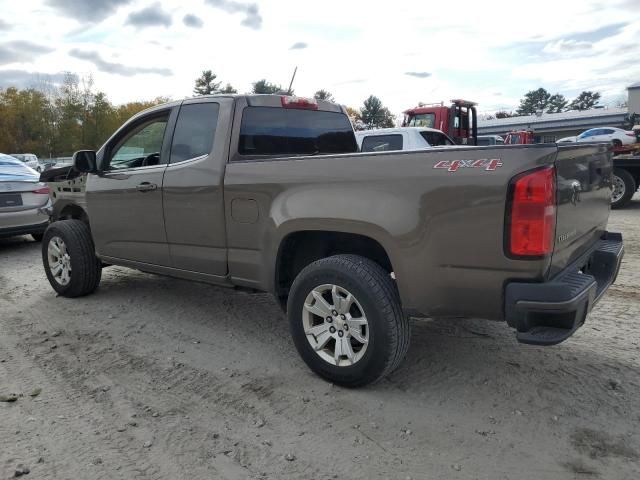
[504,130,535,145]
[402,99,478,145]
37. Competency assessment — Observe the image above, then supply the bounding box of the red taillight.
[33,186,49,194]
[281,96,318,110]
[625,132,636,137]
[507,167,556,257]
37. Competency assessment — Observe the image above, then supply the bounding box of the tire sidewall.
[611,169,635,209]
[288,261,394,386]
[42,221,98,296]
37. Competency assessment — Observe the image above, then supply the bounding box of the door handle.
[136,182,157,192]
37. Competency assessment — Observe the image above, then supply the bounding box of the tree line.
[0,67,615,157]
[193,70,396,130]
[0,73,168,158]
[493,88,602,118]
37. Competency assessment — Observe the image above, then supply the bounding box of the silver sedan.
[0,154,50,241]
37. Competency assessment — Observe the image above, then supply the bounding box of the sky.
[1,0,639,117]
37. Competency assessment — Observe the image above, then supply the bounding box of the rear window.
[420,131,454,146]
[361,134,403,152]
[238,107,357,156]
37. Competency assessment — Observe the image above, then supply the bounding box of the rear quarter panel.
[224,145,559,320]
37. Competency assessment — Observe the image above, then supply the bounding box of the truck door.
[162,98,231,276]
[86,107,174,265]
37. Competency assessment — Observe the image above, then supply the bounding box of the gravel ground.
[1,197,639,480]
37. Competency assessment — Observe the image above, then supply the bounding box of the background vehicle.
[356,127,454,152]
[504,130,535,145]
[40,94,622,387]
[576,127,636,147]
[10,153,40,171]
[557,136,577,143]
[0,153,49,241]
[611,153,640,209]
[402,99,478,145]
[477,135,505,146]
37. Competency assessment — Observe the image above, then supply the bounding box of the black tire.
[611,168,635,210]
[287,254,410,387]
[42,220,101,297]
[31,233,44,242]
[611,139,623,148]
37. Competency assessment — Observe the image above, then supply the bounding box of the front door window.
[109,115,169,170]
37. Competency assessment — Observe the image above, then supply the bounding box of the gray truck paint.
[46,95,614,322]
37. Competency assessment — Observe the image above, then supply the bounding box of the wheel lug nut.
[326,317,333,323]
[332,310,338,316]
[344,325,349,330]
[329,326,336,333]
[338,331,344,337]
[340,314,346,320]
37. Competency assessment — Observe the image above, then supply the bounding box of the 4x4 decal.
[433,159,503,172]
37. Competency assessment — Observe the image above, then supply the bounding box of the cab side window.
[170,103,220,163]
[361,134,403,152]
[109,114,169,170]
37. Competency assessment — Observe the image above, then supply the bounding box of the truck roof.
[131,94,346,122]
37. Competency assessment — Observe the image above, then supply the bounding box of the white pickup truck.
[355,127,454,152]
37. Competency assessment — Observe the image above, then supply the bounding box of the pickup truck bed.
[40,94,623,387]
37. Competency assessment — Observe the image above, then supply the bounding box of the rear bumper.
[505,232,624,346]
[0,204,50,238]
[0,220,48,238]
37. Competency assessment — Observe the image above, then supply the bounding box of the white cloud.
[0,0,638,116]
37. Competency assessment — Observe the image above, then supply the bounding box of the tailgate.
[550,144,612,277]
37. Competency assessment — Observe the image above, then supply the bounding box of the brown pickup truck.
[40,94,624,387]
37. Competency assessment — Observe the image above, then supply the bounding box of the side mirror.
[72,150,98,173]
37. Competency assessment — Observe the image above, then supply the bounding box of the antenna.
[287,66,297,95]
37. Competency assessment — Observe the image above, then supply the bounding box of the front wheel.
[611,168,635,209]
[287,255,410,387]
[42,220,102,297]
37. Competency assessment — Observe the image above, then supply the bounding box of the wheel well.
[275,231,393,299]
[57,204,89,224]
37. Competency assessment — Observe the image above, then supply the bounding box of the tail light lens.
[626,132,636,137]
[506,166,556,257]
[32,186,50,194]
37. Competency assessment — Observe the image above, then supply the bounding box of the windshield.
[0,154,39,181]
[406,113,436,128]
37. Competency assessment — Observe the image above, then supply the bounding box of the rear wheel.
[42,220,101,297]
[287,254,410,387]
[612,139,623,148]
[611,168,635,209]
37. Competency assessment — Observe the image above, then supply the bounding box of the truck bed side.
[223,144,561,320]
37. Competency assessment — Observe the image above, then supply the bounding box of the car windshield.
[406,113,436,128]
[0,154,39,181]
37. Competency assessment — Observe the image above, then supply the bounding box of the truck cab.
[402,99,478,145]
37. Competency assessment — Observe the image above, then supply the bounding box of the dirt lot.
[1,198,639,480]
